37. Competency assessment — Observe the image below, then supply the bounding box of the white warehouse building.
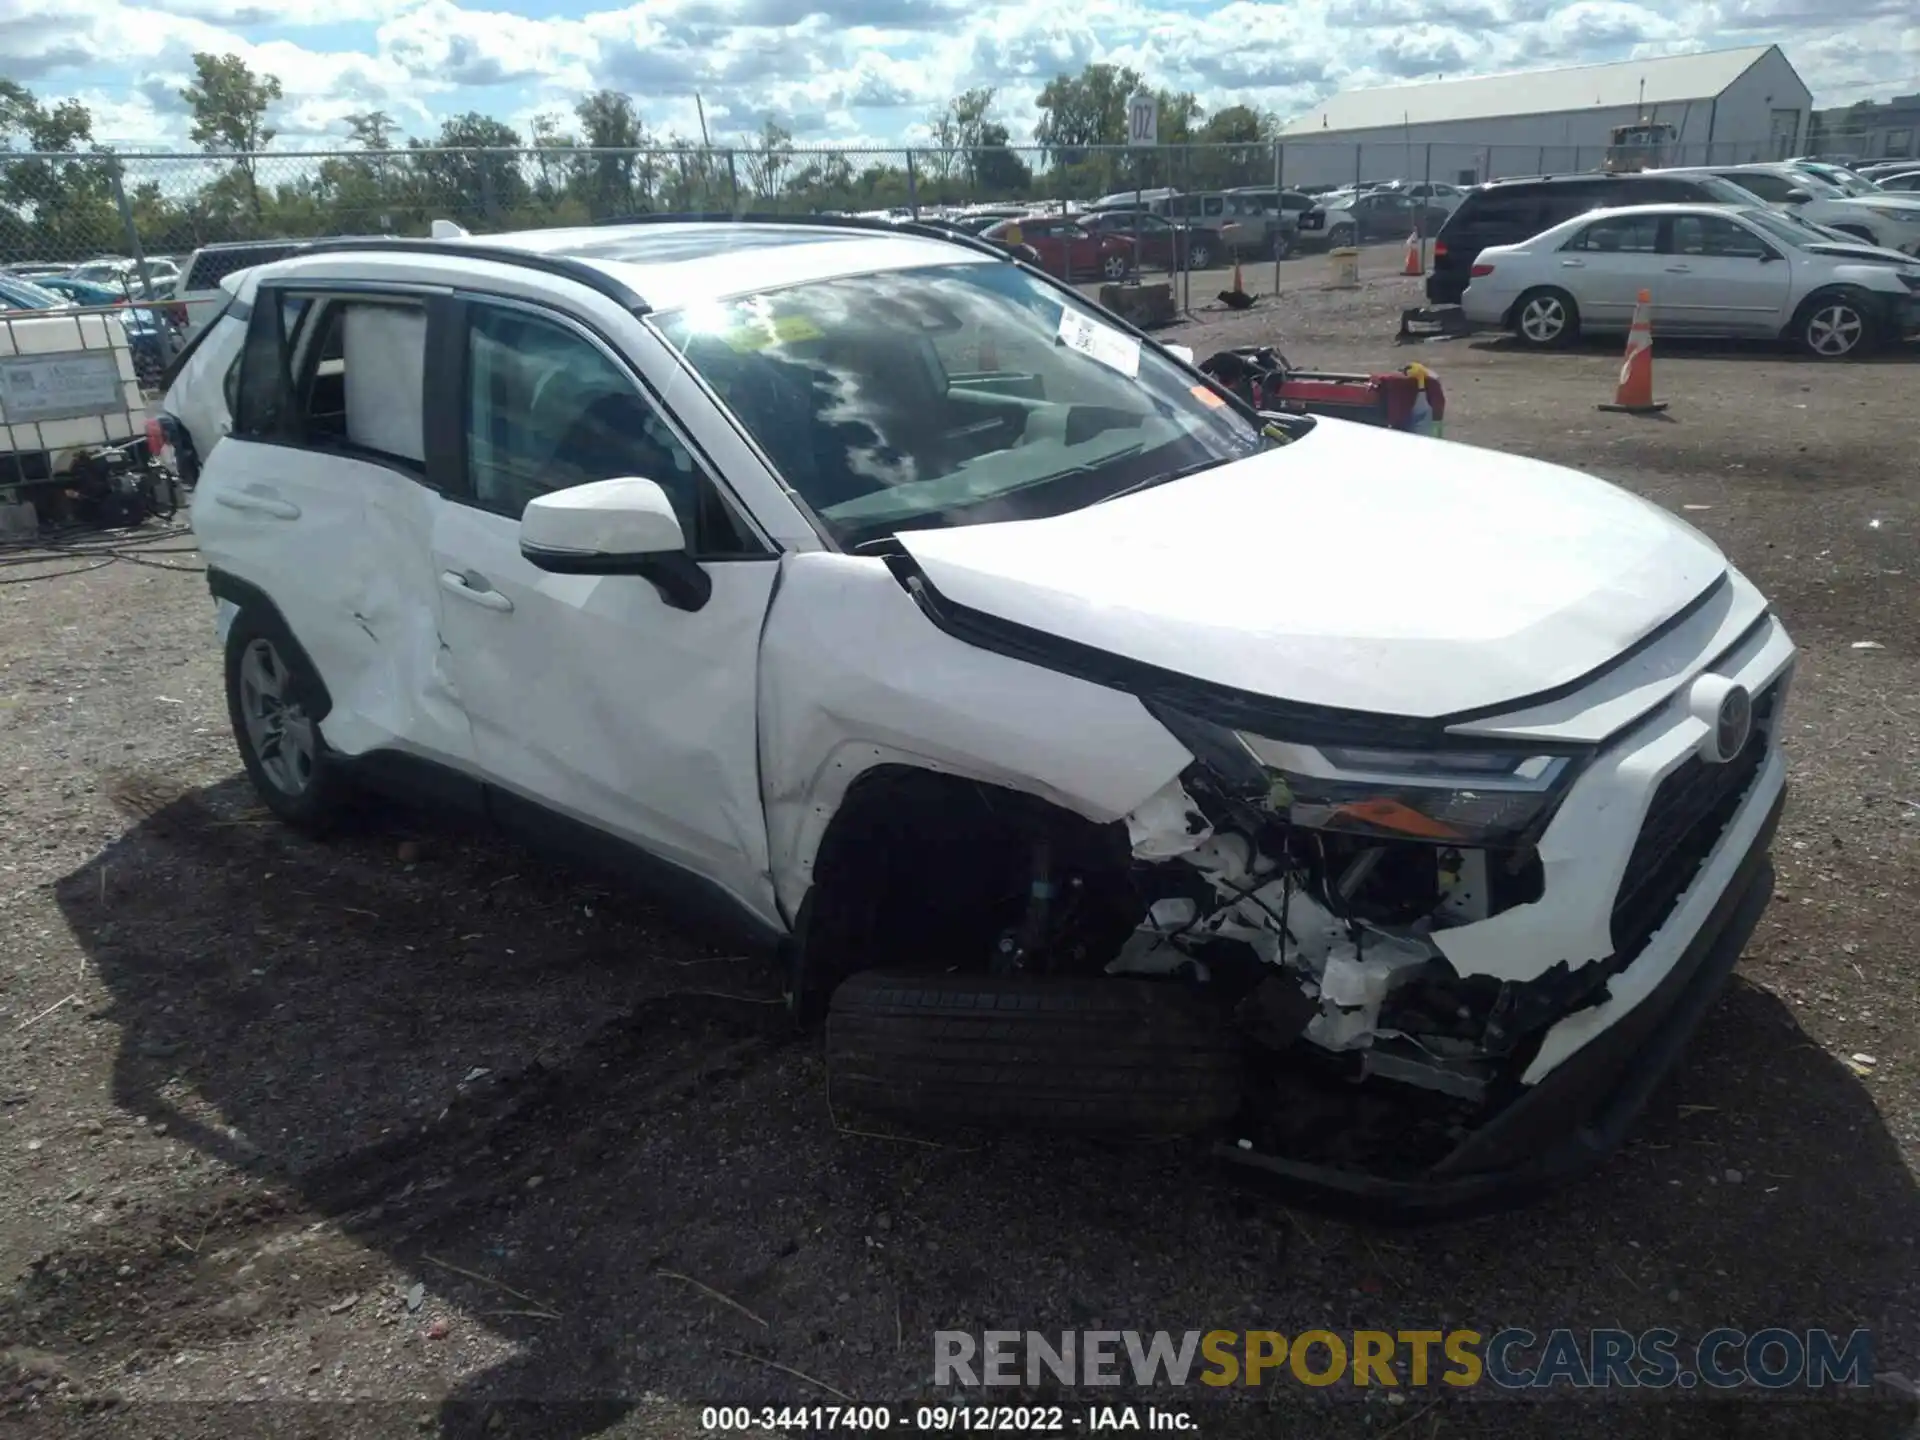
[1276,45,1813,191]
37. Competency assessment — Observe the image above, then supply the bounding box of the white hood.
[897,420,1727,720]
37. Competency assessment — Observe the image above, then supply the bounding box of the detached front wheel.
[826,970,1245,1136]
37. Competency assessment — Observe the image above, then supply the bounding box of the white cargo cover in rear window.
[343,304,425,464]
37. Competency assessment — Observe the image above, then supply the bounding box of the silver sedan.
[1461,203,1920,359]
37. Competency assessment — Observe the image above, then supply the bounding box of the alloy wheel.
[238,637,317,797]
[1518,294,1568,344]
[1805,302,1864,357]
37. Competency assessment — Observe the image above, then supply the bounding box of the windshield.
[1737,206,1819,248]
[1779,169,1846,199]
[651,262,1266,550]
[1807,165,1880,196]
[69,262,126,283]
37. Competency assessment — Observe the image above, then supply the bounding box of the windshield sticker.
[1056,309,1141,379]
[1190,384,1226,409]
[721,312,825,353]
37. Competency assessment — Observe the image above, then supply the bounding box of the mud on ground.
[1,265,1917,1439]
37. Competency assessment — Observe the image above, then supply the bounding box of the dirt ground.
[2,250,1918,1440]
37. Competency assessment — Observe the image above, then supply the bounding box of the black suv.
[1426,172,1762,305]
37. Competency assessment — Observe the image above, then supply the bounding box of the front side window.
[1671,214,1773,259]
[650,261,1268,552]
[230,290,421,467]
[462,304,753,552]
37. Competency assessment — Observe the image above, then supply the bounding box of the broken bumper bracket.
[1215,785,1785,1221]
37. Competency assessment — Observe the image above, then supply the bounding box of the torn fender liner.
[1214,785,1783,1221]
[1125,778,1213,860]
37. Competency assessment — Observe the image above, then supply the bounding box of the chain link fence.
[0,127,1860,293]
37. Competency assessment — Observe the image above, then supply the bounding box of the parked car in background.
[1876,171,1920,193]
[1298,189,1450,249]
[1080,210,1223,270]
[1462,203,1920,358]
[177,239,316,337]
[68,255,179,290]
[1858,160,1920,180]
[1653,164,1920,255]
[0,273,72,311]
[906,217,1044,267]
[981,215,1134,280]
[1425,171,1771,305]
[3,261,71,281]
[31,276,124,307]
[945,210,1030,235]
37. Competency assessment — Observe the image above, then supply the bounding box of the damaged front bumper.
[1116,592,1795,1217]
[1216,785,1780,1219]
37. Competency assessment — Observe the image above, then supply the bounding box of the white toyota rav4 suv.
[180,217,1793,1213]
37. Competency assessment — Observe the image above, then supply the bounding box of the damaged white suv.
[181,217,1792,1214]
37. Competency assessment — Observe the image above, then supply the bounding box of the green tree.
[344,110,396,151]
[181,52,283,221]
[740,119,794,204]
[1033,63,1142,165]
[971,121,1031,198]
[407,113,529,225]
[0,83,117,262]
[574,90,650,216]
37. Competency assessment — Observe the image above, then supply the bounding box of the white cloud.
[1,0,1911,154]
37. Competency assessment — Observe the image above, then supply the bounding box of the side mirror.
[519,476,711,612]
[1783,188,1812,204]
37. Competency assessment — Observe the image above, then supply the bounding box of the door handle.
[1665,264,1691,272]
[214,491,300,520]
[1559,259,1586,267]
[439,569,514,612]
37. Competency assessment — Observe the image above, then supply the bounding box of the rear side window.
[1712,171,1797,203]
[1452,195,1544,236]
[230,289,424,470]
[1564,214,1660,253]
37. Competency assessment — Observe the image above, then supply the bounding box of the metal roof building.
[1276,45,1812,190]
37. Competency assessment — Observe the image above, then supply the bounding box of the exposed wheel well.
[788,765,1138,1014]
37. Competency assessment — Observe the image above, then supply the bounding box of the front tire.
[1102,252,1129,281]
[1511,287,1579,348]
[1328,224,1356,248]
[1271,229,1292,261]
[1794,291,1877,359]
[1187,239,1214,270]
[224,612,350,832]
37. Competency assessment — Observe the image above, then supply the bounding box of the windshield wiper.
[1096,452,1244,505]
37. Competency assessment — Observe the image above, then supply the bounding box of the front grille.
[1610,682,1778,960]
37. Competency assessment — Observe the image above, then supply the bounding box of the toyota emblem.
[1713,685,1753,763]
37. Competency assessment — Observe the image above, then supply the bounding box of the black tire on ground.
[825,970,1246,1137]
[223,609,353,834]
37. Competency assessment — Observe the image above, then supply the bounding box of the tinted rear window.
[186,245,301,291]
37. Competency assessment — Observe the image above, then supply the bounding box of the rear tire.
[1792,290,1877,359]
[1511,287,1579,348]
[826,970,1245,1137]
[1328,224,1356,248]
[1271,230,1292,261]
[224,611,351,834]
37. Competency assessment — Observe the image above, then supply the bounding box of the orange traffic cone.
[1402,230,1423,276]
[1598,289,1668,414]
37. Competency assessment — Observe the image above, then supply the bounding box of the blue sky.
[2,0,1915,152]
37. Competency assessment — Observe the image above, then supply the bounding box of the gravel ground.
[2,256,1918,1440]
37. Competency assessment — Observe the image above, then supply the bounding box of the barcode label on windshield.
[1055,309,1141,379]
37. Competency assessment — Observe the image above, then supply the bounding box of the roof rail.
[288,236,652,312]
[586,210,1015,264]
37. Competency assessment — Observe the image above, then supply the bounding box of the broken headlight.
[1245,740,1575,847]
